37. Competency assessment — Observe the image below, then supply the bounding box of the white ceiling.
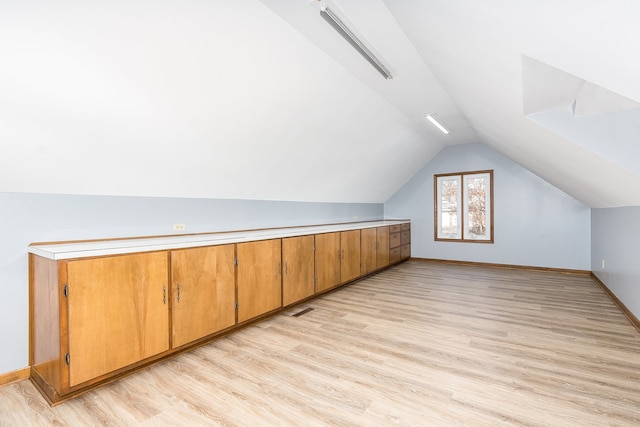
[1,0,639,207]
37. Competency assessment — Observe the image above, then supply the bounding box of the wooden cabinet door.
[66,252,169,387]
[171,245,235,348]
[282,235,315,306]
[237,239,282,323]
[340,230,361,283]
[315,232,341,293]
[376,226,390,269]
[360,228,377,275]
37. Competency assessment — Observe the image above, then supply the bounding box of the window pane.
[441,180,458,235]
[437,176,461,239]
[463,173,491,240]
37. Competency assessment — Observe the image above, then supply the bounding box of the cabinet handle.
[278,263,282,275]
[177,284,181,303]
[285,262,288,275]
[163,285,166,305]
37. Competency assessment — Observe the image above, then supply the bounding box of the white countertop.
[28,220,409,260]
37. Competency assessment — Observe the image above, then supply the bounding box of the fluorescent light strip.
[426,113,451,134]
[320,7,392,80]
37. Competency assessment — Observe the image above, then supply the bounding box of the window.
[435,170,493,242]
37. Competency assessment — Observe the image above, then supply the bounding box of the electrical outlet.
[601,259,605,269]
[173,224,186,232]
[354,215,359,219]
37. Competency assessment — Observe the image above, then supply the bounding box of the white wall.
[385,143,591,269]
[591,206,640,319]
[0,193,382,375]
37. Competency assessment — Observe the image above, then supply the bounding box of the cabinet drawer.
[401,244,411,259]
[390,224,401,233]
[401,223,411,232]
[389,232,401,249]
[400,231,411,245]
[389,247,402,264]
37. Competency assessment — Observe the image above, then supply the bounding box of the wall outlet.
[173,224,186,232]
[354,215,359,219]
[601,259,605,269]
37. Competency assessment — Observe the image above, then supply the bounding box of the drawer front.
[389,247,402,264]
[400,231,411,245]
[401,244,411,259]
[390,224,401,233]
[389,232,401,249]
[401,223,411,231]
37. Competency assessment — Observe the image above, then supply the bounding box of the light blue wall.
[385,143,591,270]
[0,193,382,374]
[591,206,640,319]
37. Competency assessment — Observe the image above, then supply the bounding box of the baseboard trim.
[590,272,640,334]
[0,367,30,387]
[410,257,591,275]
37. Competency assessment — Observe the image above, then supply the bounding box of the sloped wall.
[384,143,590,269]
[0,193,382,375]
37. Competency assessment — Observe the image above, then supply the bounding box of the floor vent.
[291,307,314,317]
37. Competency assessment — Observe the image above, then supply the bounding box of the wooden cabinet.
[362,226,391,274]
[360,228,377,275]
[376,226,390,269]
[236,239,282,323]
[282,235,315,306]
[315,232,341,293]
[170,245,235,348]
[400,223,411,260]
[340,230,361,283]
[389,224,402,264]
[29,220,409,404]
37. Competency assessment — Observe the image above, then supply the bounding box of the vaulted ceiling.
[1,1,639,207]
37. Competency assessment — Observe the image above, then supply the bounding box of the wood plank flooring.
[3,260,640,426]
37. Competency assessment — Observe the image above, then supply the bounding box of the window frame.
[434,169,494,243]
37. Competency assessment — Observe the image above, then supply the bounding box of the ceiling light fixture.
[319,6,392,80]
[425,113,451,134]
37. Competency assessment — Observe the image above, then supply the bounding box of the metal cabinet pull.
[177,284,181,303]
[163,285,166,305]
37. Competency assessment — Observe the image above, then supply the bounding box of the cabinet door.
[171,245,235,348]
[315,232,341,293]
[340,230,361,283]
[67,252,169,387]
[360,228,377,275]
[282,235,315,306]
[376,226,390,269]
[237,239,282,323]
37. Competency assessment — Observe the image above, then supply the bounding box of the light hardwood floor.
[3,260,640,426]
